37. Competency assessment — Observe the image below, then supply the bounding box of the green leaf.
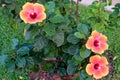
[100,2,107,9]
[24,24,31,40]
[67,60,78,75]
[34,36,48,50]
[4,0,11,3]
[17,46,30,56]
[16,57,26,68]
[73,76,80,80]
[50,15,64,23]
[49,69,54,77]
[44,23,56,36]
[58,68,67,76]
[0,8,3,16]
[67,64,76,75]
[80,46,91,59]
[0,55,8,66]
[115,3,120,8]
[44,44,58,57]
[72,54,83,64]
[91,23,105,32]
[101,11,109,21]
[11,38,19,49]
[63,45,79,55]
[67,34,80,44]
[7,3,15,10]
[79,70,89,80]
[52,32,64,47]
[24,30,32,40]
[77,23,89,35]
[24,24,39,40]
[6,61,15,72]
[45,1,55,14]
[74,32,86,39]
[86,77,93,80]
[21,43,33,50]
[58,24,72,33]
[42,62,53,71]
[26,57,34,67]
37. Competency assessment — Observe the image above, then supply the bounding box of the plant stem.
[43,58,62,62]
[75,0,79,24]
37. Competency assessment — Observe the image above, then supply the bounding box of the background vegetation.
[0,0,120,80]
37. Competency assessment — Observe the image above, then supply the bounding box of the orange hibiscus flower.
[86,30,108,54]
[86,55,109,79]
[20,2,46,24]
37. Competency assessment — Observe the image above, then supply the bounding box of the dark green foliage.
[67,60,78,75]
[80,46,91,59]
[0,0,120,79]
[0,55,8,66]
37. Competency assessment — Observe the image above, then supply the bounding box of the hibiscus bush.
[0,0,120,80]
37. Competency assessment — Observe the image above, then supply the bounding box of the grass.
[0,66,29,80]
[105,26,120,80]
[0,23,25,50]
[0,24,30,79]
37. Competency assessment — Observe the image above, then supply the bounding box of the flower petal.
[86,64,94,75]
[26,18,37,24]
[100,35,107,43]
[34,3,45,13]
[86,36,94,49]
[101,66,109,76]
[92,47,104,54]
[90,55,101,64]
[93,70,103,79]
[23,2,34,11]
[20,10,29,23]
[36,12,46,22]
[91,30,101,38]
[100,56,109,65]
[101,43,108,51]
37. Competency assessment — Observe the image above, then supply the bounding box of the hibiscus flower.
[86,55,109,79]
[20,2,46,24]
[86,30,108,54]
